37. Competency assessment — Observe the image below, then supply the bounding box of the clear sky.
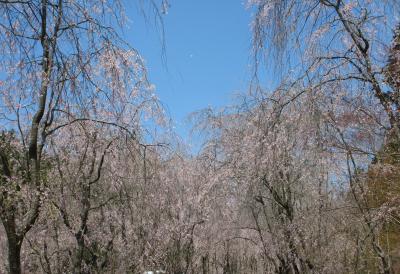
[125,1,253,144]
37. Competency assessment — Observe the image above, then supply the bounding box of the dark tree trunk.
[4,217,23,274]
[202,255,208,274]
[74,231,86,274]
[8,237,22,274]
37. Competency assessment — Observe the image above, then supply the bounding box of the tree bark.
[4,217,23,274]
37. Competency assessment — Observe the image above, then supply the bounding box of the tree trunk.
[8,237,22,274]
[74,232,85,274]
[4,217,23,274]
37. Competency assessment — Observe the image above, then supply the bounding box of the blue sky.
[125,1,253,143]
